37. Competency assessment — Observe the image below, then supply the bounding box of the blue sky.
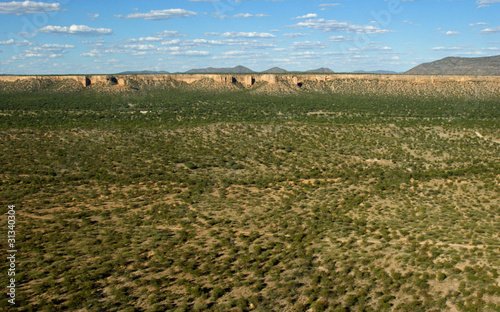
[0,0,499,74]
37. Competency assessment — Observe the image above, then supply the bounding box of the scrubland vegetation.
[0,81,499,311]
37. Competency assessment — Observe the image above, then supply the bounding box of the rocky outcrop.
[1,74,499,97]
[0,75,88,86]
[0,74,337,89]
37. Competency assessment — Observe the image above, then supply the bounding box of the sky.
[0,0,499,74]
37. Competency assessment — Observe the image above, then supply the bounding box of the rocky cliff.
[1,74,499,97]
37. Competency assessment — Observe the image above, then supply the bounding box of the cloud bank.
[293,19,393,34]
[38,25,113,36]
[117,9,197,20]
[0,1,61,15]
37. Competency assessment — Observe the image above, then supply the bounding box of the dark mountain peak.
[405,55,500,75]
[305,67,334,74]
[262,67,288,74]
[233,65,252,71]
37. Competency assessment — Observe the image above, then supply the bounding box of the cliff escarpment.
[1,74,499,98]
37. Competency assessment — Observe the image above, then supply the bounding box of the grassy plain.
[0,80,499,311]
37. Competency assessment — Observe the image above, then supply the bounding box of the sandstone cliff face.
[1,74,499,97]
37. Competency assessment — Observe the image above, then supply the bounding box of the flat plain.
[0,75,499,311]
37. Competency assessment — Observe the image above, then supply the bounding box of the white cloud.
[233,13,269,18]
[292,19,393,34]
[481,26,500,34]
[289,51,326,58]
[477,0,500,8]
[170,50,210,56]
[221,50,248,57]
[431,46,464,51]
[124,31,183,43]
[218,50,270,59]
[93,58,120,64]
[234,13,253,18]
[125,36,163,43]
[81,40,213,58]
[81,49,103,57]
[469,22,488,26]
[221,32,276,38]
[174,38,276,49]
[437,28,459,36]
[291,41,328,50]
[158,30,184,38]
[162,39,182,45]
[350,46,392,52]
[0,38,33,46]
[13,52,43,59]
[12,43,74,59]
[38,25,113,36]
[82,44,159,57]
[88,13,99,20]
[180,39,224,46]
[403,20,422,27]
[16,31,37,38]
[457,51,486,55]
[329,35,355,42]
[236,40,276,49]
[283,33,308,38]
[212,12,228,19]
[294,13,318,19]
[79,38,105,47]
[319,3,341,7]
[430,49,485,56]
[38,43,74,49]
[0,1,61,15]
[122,44,157,51]
[118,9,196,20]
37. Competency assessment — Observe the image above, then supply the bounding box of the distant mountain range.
[185,65,254,74]
[405,55,500,75]
[116,55,500,76]
[117,66,396,75]
[118,66,336,75]
[184,66,336,74]
[117,66,393,75]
